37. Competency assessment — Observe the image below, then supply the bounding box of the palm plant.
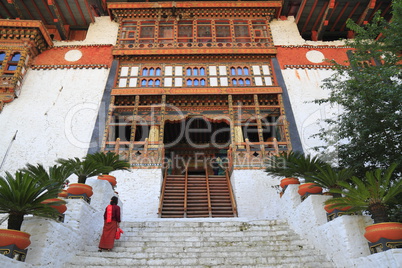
[0,171,64,230]
[21,163,73,195]
[304,165,355,197]
[265,151,328,178]
[325,163,402,223]
[86,152,130,175]
[56,157,104,184]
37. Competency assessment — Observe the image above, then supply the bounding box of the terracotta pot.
[58,190,68,198]
[280,177,300,189]
[324,204,352,213]
[98,175,117,186]
[41,198,67,214]
[67,183,93,198]
[0,229,31,249]
[298,183,322,196]
[364,222,402,243]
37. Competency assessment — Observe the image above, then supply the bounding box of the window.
[120,21,137,44]
[178,21,193,43]
[0,52,5,61]
[234,21,251,42]
[197,21,212,43]
[252,21,269,43]
[11,53,21,62]
[215,20,231,43]
[158,21,174,43]
[139,21,155,43]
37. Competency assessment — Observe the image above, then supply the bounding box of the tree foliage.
[314,1,402,176]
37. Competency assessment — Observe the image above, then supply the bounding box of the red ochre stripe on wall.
[32,45,113,68]
[276,46,351,69]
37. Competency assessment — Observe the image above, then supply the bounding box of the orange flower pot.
[98,175,117,186]
[0,229,31,249]
[298,183,322,196]
[67,183,93,198]
[280,177,300,189]
[364,222,402,243]
[41,198,67,214]
[58,190,68,198]
[324,204,352,213]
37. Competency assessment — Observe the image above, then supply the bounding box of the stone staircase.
[64,220,334,268]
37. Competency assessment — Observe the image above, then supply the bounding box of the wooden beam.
[30,0,47,22]
[62,0,78,26]
[6,0,23,18]
[84,0,95,23]
[295,0,308,24]
[315,0,335,40]
[357,0,376,25]
[73,0,87,26]
[330,2,349,32]
[48,0,68,40]
[301,0,318,33]
[0,1,13,18]
[340,2,360,32]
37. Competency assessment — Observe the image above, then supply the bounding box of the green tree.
[314,2,402,176]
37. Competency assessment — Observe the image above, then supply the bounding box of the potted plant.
[266,151,327,198]
[86,151,130,187]
[56,156,105,202]
[0,171,64,261]
[325,163,402,253]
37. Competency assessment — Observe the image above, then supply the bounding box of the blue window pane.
[237,67,242,75]
[245,78,251,85]
[11,53,20,62]
[193,68,198,76]
[200,79,205,86]
[0,52,5,61]
[232,79,237,86]
[7,65,17,71]
[155,79,160,86]
[231,68,236,75]
[239,79,244,85]
[194,79,199,86]
[148,79,153,86]
[186,68,192,76]
[200,68,205,75]
[187,79,192,86]
[156,68,161,76]
[142,68,148,76]
[149,68,154,76]
[141,79,147,86]
[244,67,249,75]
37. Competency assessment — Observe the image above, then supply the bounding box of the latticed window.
[118,19,272,46]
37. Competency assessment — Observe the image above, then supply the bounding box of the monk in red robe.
[98,196,121,251]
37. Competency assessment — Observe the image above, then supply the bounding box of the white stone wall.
[0,68,109,174]
[271,16,345,46]
[54,16,119,46]
[111,169,163,221]
[231,170,281,220]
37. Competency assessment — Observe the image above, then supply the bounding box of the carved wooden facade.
[102,2,291,171]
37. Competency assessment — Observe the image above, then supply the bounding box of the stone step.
[64,220,334,268]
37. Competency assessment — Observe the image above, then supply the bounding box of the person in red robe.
[98,196,121,251]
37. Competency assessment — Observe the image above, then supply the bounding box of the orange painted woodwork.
[280,177,300,189]
[297,183,322,196]
[98,175,117,186]
[324,204,351,213]
[41,198,67,214]
[364,222,402,243]
[67,183,93,197]
[0,229,31,249]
